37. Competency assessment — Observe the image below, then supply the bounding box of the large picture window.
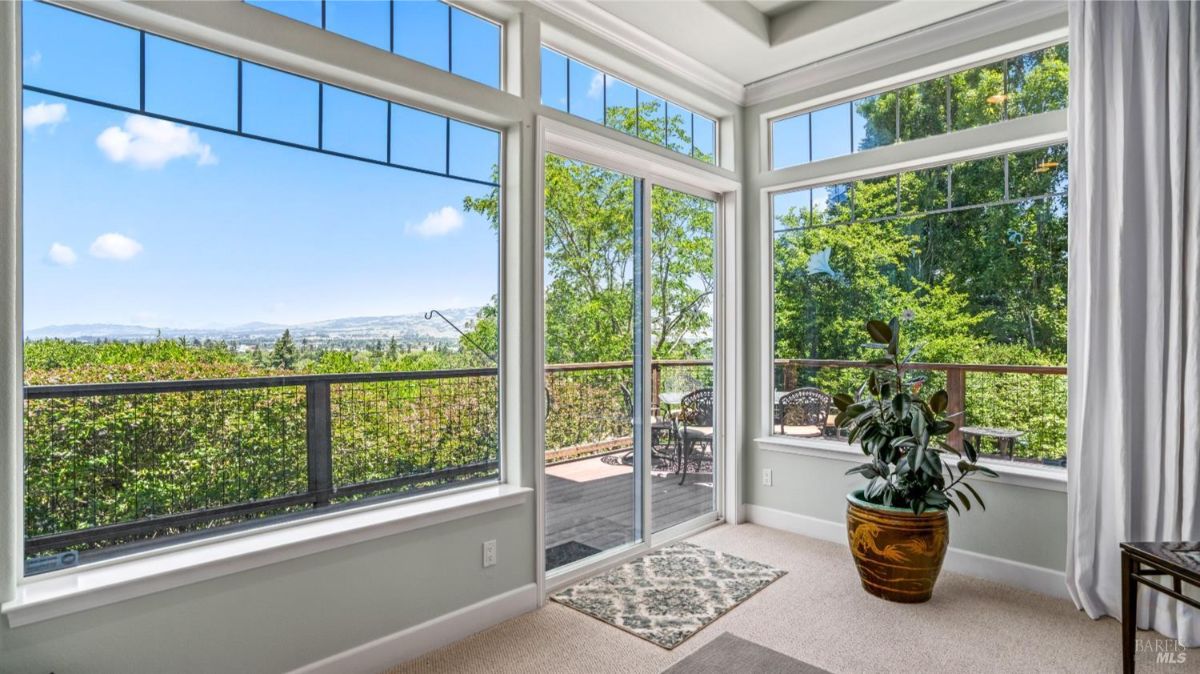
[771,143,1068,465]
[21,2,501,575]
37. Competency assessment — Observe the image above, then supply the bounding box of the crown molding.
[529,0,748,105]
[744,1,1068,107]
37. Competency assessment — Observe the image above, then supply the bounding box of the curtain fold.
[1066,0,1200,648]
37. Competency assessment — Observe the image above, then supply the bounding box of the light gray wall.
[737,8,1070,575]
[745,451,1067,570]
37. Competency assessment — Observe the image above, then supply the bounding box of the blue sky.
[21,1,500,332]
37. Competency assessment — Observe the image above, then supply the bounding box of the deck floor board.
[545,455,714,562]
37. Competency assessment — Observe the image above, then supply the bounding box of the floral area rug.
[550,542,786,649]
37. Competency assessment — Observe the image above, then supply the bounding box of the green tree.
[463,101,714,364]
[270,329,299,370]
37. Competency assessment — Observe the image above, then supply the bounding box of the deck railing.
[23,368,501,570]
[22,356,1060,572]
[21,360,712,571]
[774,358,1067,464]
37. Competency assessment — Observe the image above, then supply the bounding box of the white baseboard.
[289,582,539,674]
[743,504,1069,600]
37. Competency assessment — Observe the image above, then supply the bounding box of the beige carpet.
[387,524,1200,674]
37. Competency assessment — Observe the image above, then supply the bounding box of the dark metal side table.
[1120,542,1200,672]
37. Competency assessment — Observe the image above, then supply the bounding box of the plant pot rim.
[846,489,948,516]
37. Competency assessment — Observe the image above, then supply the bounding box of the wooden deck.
[545,454,714,565]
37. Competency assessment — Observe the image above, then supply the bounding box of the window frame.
[533,115,741,595]
[757,60,1069,493]
[3,0,521,610]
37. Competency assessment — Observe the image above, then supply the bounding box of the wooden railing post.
[306,381,333,507]
[651,363,661,412]
[945,367,965,451]
[781,360,797,391]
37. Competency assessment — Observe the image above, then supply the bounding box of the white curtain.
[1066,0,1200,648]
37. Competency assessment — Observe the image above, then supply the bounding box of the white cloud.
[406,206,464,238]
[47,243,76,266]
[23,102,67,131]
[587,72,605,99]
[89,233,143,261]
[24,51,42,70]
[96,115,217,169]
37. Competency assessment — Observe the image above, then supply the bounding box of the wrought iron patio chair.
[676,387,714,485]
[775,387,833,437]
[620,384,677,469]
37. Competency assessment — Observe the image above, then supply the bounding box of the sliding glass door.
[541,152,720,574]
[542,155,644,571]
[650,186,717,533]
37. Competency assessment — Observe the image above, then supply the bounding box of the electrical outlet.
[762,468,773,486]
[482,539,497,568]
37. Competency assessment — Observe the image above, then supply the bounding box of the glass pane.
[241,63,320,147]
[811,103,851,161]
[900,166,949,214]
[21,1,141,109]
[448,120,499,183]
[898,77,948,141]
[811,183,853,225]
[144,36,238,130]
[771,114,809,169]
[22,45,503,574]
[543,154,639,570]
[450,8,500,88]
[390,104,447,173]
[540,46,568,112]
[1008,44,1069,118]
[665,102,692,154]
[951,154,1005,207]
[605,76,637,134]
[245,0,322,27]
[852,93,896,151]
[637,91,666,145]
[773,148,1069,462]
[326,0,391,51]
[692,115,716,165]
[854,175,898,220]
[772,190,811,231]
[567,59,604,124]
[393,0,449,71]
[951,59,1006,131]
[1009,144,1068,200]
[651,185,716,532]
[322,85,387,161]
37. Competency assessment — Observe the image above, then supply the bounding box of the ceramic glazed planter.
[846,490,949,603]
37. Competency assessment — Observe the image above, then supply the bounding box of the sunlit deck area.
[545,453,714,569]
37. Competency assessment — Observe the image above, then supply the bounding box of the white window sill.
[754,435,1067,494]
[3,483,532,628]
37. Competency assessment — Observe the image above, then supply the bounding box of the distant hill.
[26,307,485,345]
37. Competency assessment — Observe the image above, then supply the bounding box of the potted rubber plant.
[831,318,997,603]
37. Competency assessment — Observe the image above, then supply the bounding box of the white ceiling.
[567,0,999,87]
